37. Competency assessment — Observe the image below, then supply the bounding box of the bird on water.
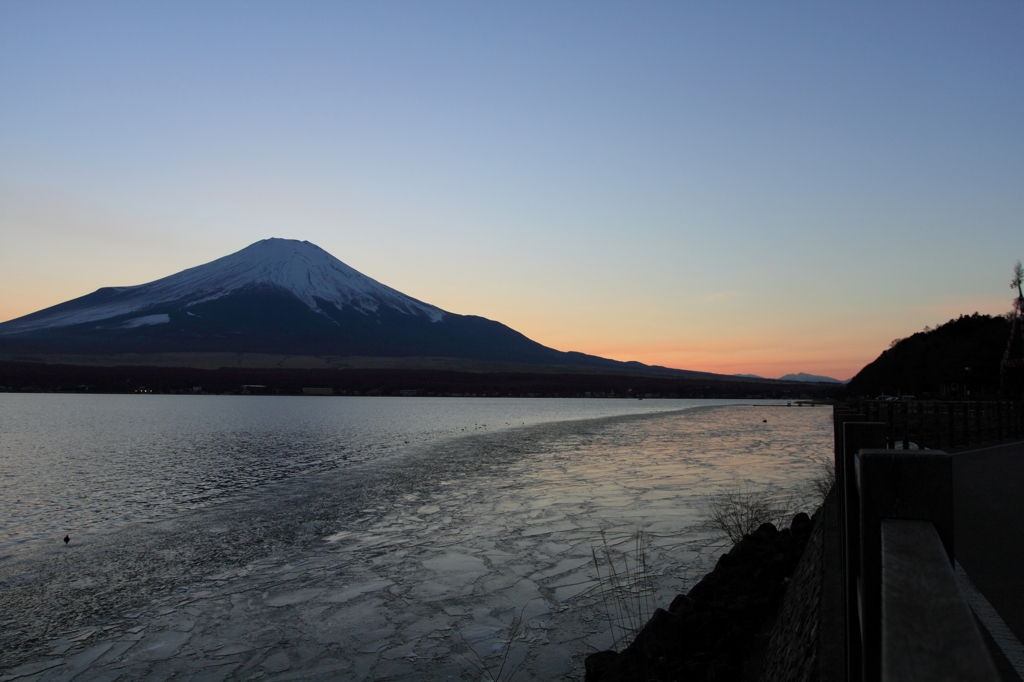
[64,535,70,545]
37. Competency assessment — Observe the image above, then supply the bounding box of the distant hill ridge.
[778,372,845,384]
[734,372,844,383]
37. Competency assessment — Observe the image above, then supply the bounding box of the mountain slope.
[0,239,718,377]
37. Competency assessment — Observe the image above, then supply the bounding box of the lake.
[0,396,832,680]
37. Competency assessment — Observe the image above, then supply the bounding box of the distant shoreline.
[0,359,835,400]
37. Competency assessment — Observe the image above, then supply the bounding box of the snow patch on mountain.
[120,314,170,328]
[1,239,445,334]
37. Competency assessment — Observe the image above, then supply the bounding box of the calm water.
[1,395,748,556]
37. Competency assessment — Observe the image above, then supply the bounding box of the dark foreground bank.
[585,511,818,682]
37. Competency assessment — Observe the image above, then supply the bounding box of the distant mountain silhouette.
[846,313,1011,397]
[735,372,842,383]
[778,372,845,384]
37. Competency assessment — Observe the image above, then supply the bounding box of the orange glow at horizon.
[2,274,1013,382]
[0,223,1013,384]
[547,340,873,381]
[507,292,1013,381]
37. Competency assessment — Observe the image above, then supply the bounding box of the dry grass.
[809,453,836,504]
[699,483,796,545]
[455,603,529,682]
[591,529,657,652]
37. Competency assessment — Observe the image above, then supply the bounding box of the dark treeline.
[0,361,832,399]
[846,313,1017,398]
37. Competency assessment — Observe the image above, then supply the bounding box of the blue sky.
[2,2,1022,378]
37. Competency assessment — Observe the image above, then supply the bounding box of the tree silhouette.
[1012,260,1024,316]
[1002,260,1024,392]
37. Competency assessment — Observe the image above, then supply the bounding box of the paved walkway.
[955,439,1024,679]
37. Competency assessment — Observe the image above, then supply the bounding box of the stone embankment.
[756,507,824,682]
[585,510,821,682]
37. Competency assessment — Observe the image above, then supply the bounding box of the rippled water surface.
[2,395,740,554]
[0,396,833,680]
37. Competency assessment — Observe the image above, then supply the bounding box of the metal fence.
[844,399,1024,451]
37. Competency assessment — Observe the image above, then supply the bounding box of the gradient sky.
[2,2,1022,380]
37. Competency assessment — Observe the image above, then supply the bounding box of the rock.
[791,512,811,536]
[584,650,618,682]
[669,594,695,614]
[758,508,825,682]
[707,658,742,681]
[585,511,820,682]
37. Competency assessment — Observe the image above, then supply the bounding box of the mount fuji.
[0,239,677,374]
[3,238,446,335]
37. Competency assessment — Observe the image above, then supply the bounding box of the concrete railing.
[881,519,995,681]
[833,408,1001,682]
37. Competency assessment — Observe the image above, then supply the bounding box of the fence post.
[947,403,956,449]
[925,401,933,448]
[842,422,886,682]
[851,446,995,679]
[962,402,971,446]
[886,404,894,448]
[976,402,984,443]
[855,449,954,682]
[927,402,933,448]
[901,403,910,450]
[834,410,863,603]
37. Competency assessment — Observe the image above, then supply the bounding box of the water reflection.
[0,395,724,554]
[0,403,832,680]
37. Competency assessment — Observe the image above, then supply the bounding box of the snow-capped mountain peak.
[1,238,445,334]
[167,239,445,320]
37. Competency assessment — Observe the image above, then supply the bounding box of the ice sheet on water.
[0,394,712,555]
[1,403,833,680]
